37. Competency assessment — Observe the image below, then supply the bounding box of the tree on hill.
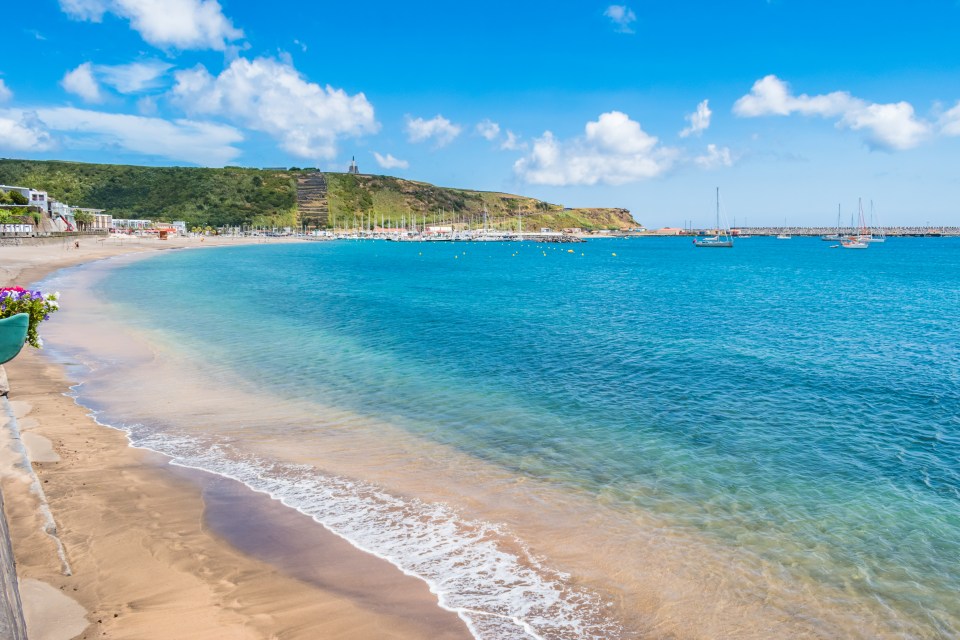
[73,210,94,230]
[5,190,28,205]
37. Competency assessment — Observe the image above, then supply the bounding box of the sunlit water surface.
[42,237,960,639]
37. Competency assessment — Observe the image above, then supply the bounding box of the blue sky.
[1,0,959,226]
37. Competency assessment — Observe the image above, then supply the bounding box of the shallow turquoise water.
[91,237,960,636]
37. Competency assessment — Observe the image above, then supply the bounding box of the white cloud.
[0,80,11,103]
[294,39,307,52]
[171,57,378,161]
[733,75,930,150]
[2,106,241,165]
[501,130,525,151]
[59,0,243,51]
[476,118,500,141]
[733,75,855,117]
[840,102,930,151]
[604,5,637,33]
[514,111,676,186]
[136,95,158,115]
[937,101,960,136]
[58,0,107,20]
[406,114,461,147]
[475,120,527,150]
[694,144,733,169]
[373,152,409,170]
[679,99,711,138]
[0,111,55,151]
[96,60,172,93]
[61,63,104,103]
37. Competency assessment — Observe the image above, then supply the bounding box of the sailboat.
[776,218,791,239]
[822,204,843,241]
[693,188,733,248]
[864,200,885,243]
[840,236,868,249]
[840,199,869,249]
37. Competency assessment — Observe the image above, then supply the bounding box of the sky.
[1,0,959,227]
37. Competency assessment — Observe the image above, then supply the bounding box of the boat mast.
[715,187,719,235]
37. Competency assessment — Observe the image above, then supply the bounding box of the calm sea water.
[45,237,960,638]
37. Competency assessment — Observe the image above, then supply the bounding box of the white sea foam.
[91,416,621,640]
[39,261,619,638]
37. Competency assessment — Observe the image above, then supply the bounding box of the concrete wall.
[0,448,28,640]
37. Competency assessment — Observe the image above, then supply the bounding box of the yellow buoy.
[612,252,617,256]
[567,249,574,253]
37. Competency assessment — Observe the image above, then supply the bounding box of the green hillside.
[0,159,637,231]
[0,159,296,228]
[325,173,636,231]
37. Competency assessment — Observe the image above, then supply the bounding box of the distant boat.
[841,199,870,249]
[693,188,734,248]
[849,198,873,245]
[822,204,843,241]
[864,200,886,243]
[840,237,868,249]
[777,218,792,239]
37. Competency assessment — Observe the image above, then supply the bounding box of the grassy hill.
[325,173,636,231]
[0,159,296,228]
[0,159,637,231]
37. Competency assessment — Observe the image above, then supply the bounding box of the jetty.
[618,226,960,238]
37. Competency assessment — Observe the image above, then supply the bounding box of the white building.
[0,223,33,234]
[112,218,153,231]
[171,221,187,236]
[0,184,48,211]
[48,200,77,232]
[83,210,110,229]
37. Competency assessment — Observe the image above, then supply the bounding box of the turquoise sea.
[45,237,960,639]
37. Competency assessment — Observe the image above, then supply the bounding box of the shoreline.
[2,236,938,640]
[0,237,473,640]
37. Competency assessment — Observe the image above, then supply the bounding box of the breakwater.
[631,226,959,237]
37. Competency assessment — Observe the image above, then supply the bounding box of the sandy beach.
[0,236,472,640]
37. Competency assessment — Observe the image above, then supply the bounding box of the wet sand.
[0,236,472,640]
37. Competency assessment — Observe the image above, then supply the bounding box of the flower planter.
[0,287,59,351]
[0,313,29,365]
